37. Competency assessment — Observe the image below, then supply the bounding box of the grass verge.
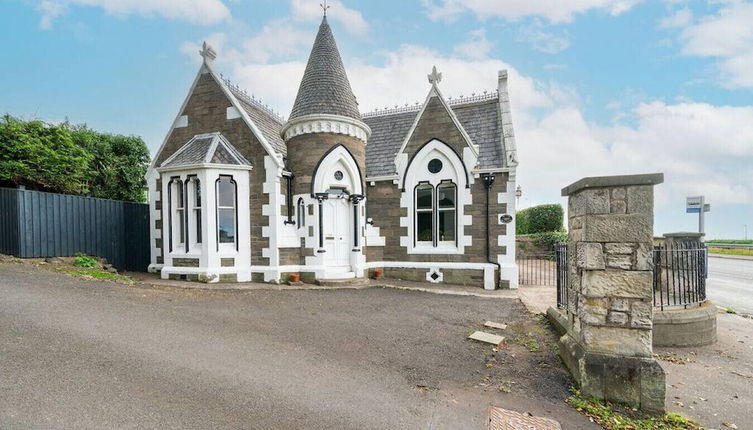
[708,247,753,257]
[567,390,702,430]
[56,266,134,284]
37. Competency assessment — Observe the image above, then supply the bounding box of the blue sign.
[686,208,701,213]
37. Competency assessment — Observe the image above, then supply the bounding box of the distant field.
[708,247,753,257]
[707,239,753,244]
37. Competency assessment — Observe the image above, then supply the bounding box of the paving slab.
[468,331,505,346]
[484,321,508,330]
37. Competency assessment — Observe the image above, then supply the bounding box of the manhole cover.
[487,406,561,430]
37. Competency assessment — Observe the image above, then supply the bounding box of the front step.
[316,277,371,287]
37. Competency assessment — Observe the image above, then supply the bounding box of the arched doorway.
[311,145,365,278]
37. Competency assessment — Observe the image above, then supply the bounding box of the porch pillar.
[316,194,326,253]
[351,194,363,252]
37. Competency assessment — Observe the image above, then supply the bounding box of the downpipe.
[483,174,501,287]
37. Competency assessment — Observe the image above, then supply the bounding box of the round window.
[428,158,443,174]
[334,170,344,181]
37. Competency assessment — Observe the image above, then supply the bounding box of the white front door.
[323,198,351,269]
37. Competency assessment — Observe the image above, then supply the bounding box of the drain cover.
[487,406,561,430]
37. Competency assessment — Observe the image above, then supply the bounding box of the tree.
[71,126,150,202]
[0,114,150,202]
[0,115,91,194]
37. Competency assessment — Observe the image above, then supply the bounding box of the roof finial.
[428,65,442,85]
[320,0,330,17]
[199,41,217,64]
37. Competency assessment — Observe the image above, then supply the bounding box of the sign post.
[686,196,711,234]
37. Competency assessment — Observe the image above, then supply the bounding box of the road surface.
[0,262,596,429]
[707,256,753,314]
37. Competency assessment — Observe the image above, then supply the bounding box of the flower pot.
[290,273,301,283]
[373,268,384,280]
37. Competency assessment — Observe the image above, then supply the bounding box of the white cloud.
[422,0,643,23]
[37,0,231,28]
[518,101,753,210]
[290,0,369,37]
[517,19,571,53]
[668,2,753,88]
[453,29,493,60]
[659,7,692,29]
[38,0,66,29]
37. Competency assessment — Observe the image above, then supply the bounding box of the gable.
[364,97,505,177]
[151,64,285,175]
[402,96,471,162]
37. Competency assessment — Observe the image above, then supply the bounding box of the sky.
[1,0,751,240]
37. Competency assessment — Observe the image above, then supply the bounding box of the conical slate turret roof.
[289,16,361,121]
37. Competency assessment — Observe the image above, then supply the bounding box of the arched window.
[192,177,202,244]
[415,183,434,244]
[297,198,306,227]
[175,179,185,246]
[436,181,456,243]
[216,176,237,248]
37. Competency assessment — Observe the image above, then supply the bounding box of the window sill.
[408,244,463,255]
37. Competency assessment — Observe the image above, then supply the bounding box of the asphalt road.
[707,256,753,315]
[0,262,596,429]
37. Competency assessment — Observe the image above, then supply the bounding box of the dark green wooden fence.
[0,187,150,272]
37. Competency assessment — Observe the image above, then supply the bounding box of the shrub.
[516,204,564,234]
[73,253,98,268]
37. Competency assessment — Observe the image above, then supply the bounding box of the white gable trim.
[393,83,479,174]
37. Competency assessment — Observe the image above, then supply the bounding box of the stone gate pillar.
[558,173,666,412]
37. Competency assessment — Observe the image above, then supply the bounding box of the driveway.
[707,256,753,315]
[0,262,596,429]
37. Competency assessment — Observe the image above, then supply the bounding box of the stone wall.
[557,173,666,412]
[286,133,366,198]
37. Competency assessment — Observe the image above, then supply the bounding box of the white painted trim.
[312,145,364,196]
[498,70,518,168]
[157,163,252,174]
[497,175,518,289]
[393,81,479,176]
[366,175,399,184]
[226,106,241,120]
[261,155,283,282]
[398,139,472,255]
[281,113,371,144]
[174,115,188,128]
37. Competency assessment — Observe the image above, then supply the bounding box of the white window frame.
[216,175,237,251]
[402,139,469,255]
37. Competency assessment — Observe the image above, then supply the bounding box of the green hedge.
[516,204,564,235]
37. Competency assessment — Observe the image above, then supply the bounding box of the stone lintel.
[562,173,664,197]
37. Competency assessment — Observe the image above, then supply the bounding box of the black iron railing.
[555,243,569,310]
[653,243,707,310]
[517,253,557,286]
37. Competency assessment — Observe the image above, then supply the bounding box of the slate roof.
[289,16,361,121]
[160,133,250,168]
[363,97,503,177]
[232,92,287,156]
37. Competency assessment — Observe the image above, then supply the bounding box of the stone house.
[146,16,519,289]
